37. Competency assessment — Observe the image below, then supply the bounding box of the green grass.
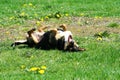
[0,0,120,80]
[0,36,120,80]
[0,0,120,26]
[107,22,119,28]
[0,0,120,17]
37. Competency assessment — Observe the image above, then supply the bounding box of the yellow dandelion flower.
[6,31,10,34]
[98,32,102,36]
[99,16,102,19]
[29,3,33,6]
[30,67,40,71]
[45,16,49,19]
[23,4,27,7]
[80,13,84,16]
[9,16,15,20]
[56,14,60,18]
[48,14,52,18]
[21,65,26,69]
[41,66,47,70]
[34,13,38,17]
[65,13,69,17]
[95,16,99,19]
[40,18,44,22]
[38,70,45,74]
[20,12,25,16]
[36,21,41,25]
[97,37,102,41]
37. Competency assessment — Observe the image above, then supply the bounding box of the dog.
[11,24,85,51]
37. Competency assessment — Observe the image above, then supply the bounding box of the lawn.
[0,0,120,80]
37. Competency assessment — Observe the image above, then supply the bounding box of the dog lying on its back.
[11,24,85,51]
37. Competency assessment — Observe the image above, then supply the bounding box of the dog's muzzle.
[64,35,83,51]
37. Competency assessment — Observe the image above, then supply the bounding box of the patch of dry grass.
[0,17,119,42]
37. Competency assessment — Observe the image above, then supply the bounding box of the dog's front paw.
[78,48,86,51]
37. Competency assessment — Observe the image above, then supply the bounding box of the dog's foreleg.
[11,40,27,47]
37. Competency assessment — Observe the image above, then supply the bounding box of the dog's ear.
[59,24,67,31]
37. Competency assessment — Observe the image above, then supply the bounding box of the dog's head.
[55,30,85,51]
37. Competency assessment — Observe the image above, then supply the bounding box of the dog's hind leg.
[59,24,67,31]
[11,40,27,47]
[38,26,48,32]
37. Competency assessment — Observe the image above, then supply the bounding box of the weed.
[94,31,110,38]
[107,22,119,28]
[0,0,120,80]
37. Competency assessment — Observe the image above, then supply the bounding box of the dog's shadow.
[11,45,31,49]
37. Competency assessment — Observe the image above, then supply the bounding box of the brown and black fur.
[11,24,85,51]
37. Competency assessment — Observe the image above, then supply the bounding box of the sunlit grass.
[0,0,120,27]
[0,0,120,80]
[0,36,120,79]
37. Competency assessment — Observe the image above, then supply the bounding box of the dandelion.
[97,37,102,41]
[95,16,102,19]
[23,4,27,7]
[20,12,25,17]
[21,65,26,69]
[56,14,60,18]
[45,16,49,19]
[98,32,102,36]
[48,14,52,16]
[95,16,98,19]
[40,18,44,22]
[6,31,10,34]
[9,16,15,20]
[34,13,38,17]
[80,13,84,16]
[65,13,69,17]
[29,3,33,6]
[48,14,52,18]
[29,67,40,71]
[36,21,41,25]
[99,16,102,19]
[38,70,45,74]
[55,12,61,19]
[41,66,47,70]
